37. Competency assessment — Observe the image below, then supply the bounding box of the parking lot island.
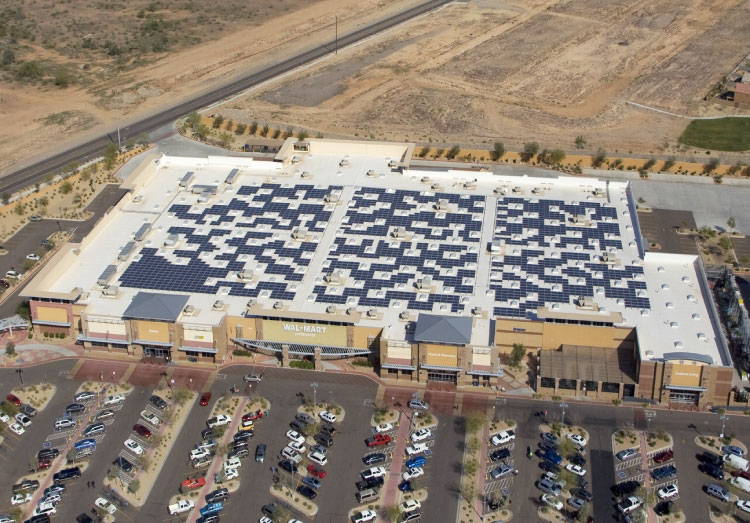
[10,383,56,412]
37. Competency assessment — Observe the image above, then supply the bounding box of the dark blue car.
[542,449,562,465]
[651,464,677,481]
[199,502,223,516]
[398,480,413,492]
[302,476,321,489]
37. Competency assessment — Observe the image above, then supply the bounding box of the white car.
[541,494,563,511]
[568,433,587,448]
[402,467,424,481]
[490,430,515,446]
[15,413,32,427]
[400,499,421,512]
[124,438,144,455]
[352,510,377,523]
[281,447,300,461]
[411,428,432,442]
[75,391,96,403]
[0,412,9,424]
[33,502,56,516]
[140,410,160,426]
[207,414,231,427]
[9,422,25,435]
[319,410,336,423]
[168,498,195,515]
[191,447,211,461]
[657,484,678,499]
[375,423,394,433]
[222,467,239,481]
[259,518,273,523]
[224,457,242,470]
[26,253,41,261]
[566,464,586,476]
[308,450,328,466]
[737,499,750,514]
[405,443,429,456]
[104,394,125,406]
[94,497,117,515]
[11,493,32,505]
[288,440,306,454]
[361,466,387,480]
[286,430,305,445]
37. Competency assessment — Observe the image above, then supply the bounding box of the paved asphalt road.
[0,0,452,196]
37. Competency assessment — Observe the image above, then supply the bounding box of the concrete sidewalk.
[380,411,409,513]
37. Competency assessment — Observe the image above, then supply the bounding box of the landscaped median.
[103,387,197,506]
[270,483,318,518]
[11,383,56,412]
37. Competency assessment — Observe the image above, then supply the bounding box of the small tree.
[727,162,743,175]
[5,341,15,357]
[642,158,656,170]
[249,121,258,135]
[728,216,736,232]
[520,142,539,162]
[574,135,586,149]
[193,123,209,140]
[418,147,430,158]
[703,157,720,174]
[185,112,201,129]
[224,119,234,132]
[234,123,246,135]
[212,115,224,129]
[491,142,505,161]
[663,157,676,171]
[446,144,461,159]
[591,148,607,168]
[272,128,281,139]
[260,124,269,137]
[218,132,232,148]
[60,181,73,195]
[510,343,525,367]
[297,130,308,141]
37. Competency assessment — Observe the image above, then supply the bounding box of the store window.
[558,379,577,390]
[540,377,555,389]
[601,382,620,393]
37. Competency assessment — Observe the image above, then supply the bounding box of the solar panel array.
[489,196,650,318]
[313,187,484,313]
[119,183,339,300]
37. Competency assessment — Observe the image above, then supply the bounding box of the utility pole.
[719,414,729,439]
[117,127,121,151]
[560,401,568,426]
[335,16,338,54]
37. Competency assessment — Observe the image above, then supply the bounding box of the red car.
[38,459,52,470]
[306,464,328,479]
[653,450,674,463]
[199,392,211,407]
[181,476,206,490]
[366,434,392,447]
[132,424,152,439]
[242,410,264,422]
[6,394,21,407]
[733,469,750,480]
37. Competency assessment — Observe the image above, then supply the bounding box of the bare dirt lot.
[222,0,750,156]
[0,0,422,175]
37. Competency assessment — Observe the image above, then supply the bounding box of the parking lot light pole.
[16,368,23,386]
[311,382,318,408]
[644,409,656,434]
[719,414,729,439]
[559,401,568,426]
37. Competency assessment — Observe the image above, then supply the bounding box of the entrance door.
[668,390,700,404]
[427,371,457,384]
[144,347,170,359]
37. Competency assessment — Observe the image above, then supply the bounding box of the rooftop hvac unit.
[179,171,194,189]
[493,186,507,195]
[430,183,441,191]
[225,168,239,185]
[291,228,308,240]
[488,240,502,253]
[132,195,143,203]
[463,179,477,189]
[212,300,224,311]
[339,158,350,167]
[421,176,430,183]
[164,233,179,248]
[134,223,151,242]
[367,308,378,318]
[238,270,253,281]
[101,285,118,297]
[511,186,522,193]
[301,171,312,178]
[97,265,117,287]
[366,169,377,177]
[273,301,283,310]
[435,199,449,211]
[326,305,337,314]
[291,155,300,164]
[391,227,407,239]
[416,276,432,290]
[399,311,410,320]
[118,241,136,261]
[324,190,341,203]
[246,299,255,308]
[388,160,398,168]
[346,307,357,315]
[471,306,482,316]
[324,270,344,285]
[183,305,195,316]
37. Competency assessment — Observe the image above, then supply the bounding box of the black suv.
[38,448,60,461]
[201,428,215,440]
[611,480,640,497]
[255,444,267,463]
[233,431,253,443]
[205,488,229,504]
[355,476,384,491]
[363,453,386,465]
[490,448,511,461]
[572,487,592,501]
[53,467,81,482]
[698,451,723,467]
[149,395,168,410]
[13,479,39,493]
[314,432,334,447]
[261,503,279,518]
[278,459,297,474]
[65,403,86,415]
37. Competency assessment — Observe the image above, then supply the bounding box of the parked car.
[490,464,515,479]
[617,496,643,515]
[541,494,563,511]
[66,403,86,415]
[94,409,115,422]
[113,456,134,474]
[255,443,267,463]
[20,404,37,418]
[103,394,125,407]
[568,453,586,466]
[319,410,337,423]
[243,409,264,422]
[315,432,334,448]
[398,480,413,492]
[406,443,428,456]
[54,417,76,431]
[205,488,229,504]
[490,448,511,462]
[352,509,377,523]
[566,464,586,476]
[651,465,677,481]
[366,434,392,447]
[26,253,40,261]
[611,481,641,497]
[540,461,561,474]
[490,430,516,446]
[653,449,674,463]
[181,477,206,491]
[699,451,723,468]
[375,423,394,433]
[278,459,298,474]
[405,456,427,469]
[12,479,39,494]
[206,415,231,428]
[124,439,144,455]
[140,411,160,426]
[616,448,639,461]
[655,501,673,516]
[132,424,152,438]
[149,395,168,410]
[243,373,263,382]
[83,423,105,437]
[572,487,593,502]
[301,476,321,490]
[37,448,60,461]
[567,433,587,447]
[737,499,750,514]
[536,477,562,496]
[411,428,432,442]
[15,413,32,427]
[307,464,327,479]
[297,485,317,500]
[363,453,386,465]
[724,445,746,457]
[53,467,81,482]
[361,467,387,481]
[94,497,117,515]
[657,484,679,499]
[700,463,725,480]
[402,467,424,481]
[705,483,730,502]
[74,391,96,403]
[541,432,559,445]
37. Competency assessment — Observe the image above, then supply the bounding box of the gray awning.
[179,346,217,354]
[133,339,172,347]
[419,363,462,372]
[413,314,472,345]
[123,292,189,322]
[662,352,714,365]
[381,363,416,371]
[466,368,504,377]
[77,334,129,345]
[32,320,70,327]
[664,384,706,392]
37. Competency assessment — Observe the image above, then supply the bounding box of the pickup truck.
[168,499,194,515]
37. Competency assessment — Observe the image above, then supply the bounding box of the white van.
[104,394,125,407]
[724,453,750,472]
[732,476,750,493]
[356,488,378,503]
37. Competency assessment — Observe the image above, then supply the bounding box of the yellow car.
[238,419,254,432]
